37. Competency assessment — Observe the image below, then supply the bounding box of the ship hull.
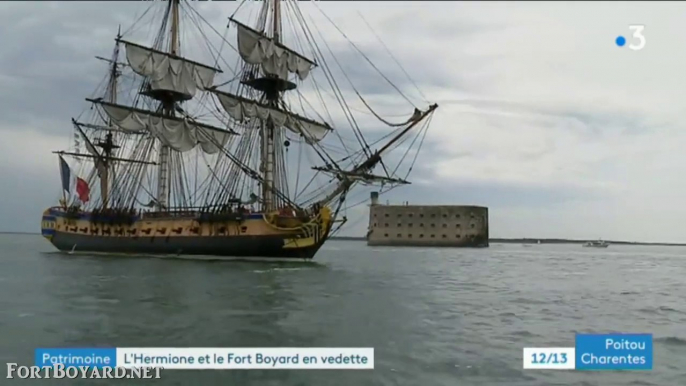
[48,232,322,259]
[41,206,332,260]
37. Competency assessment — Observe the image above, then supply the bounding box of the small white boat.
[583,239,609,248]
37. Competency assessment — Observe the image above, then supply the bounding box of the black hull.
[48,231,323,260]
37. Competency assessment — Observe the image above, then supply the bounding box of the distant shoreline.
[330,236,686,247]
[3,232,685,247]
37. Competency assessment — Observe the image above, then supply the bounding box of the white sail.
[212,90,331,143]
[122,40,220,98]
[96,101,235,154]
[234,20,315,81]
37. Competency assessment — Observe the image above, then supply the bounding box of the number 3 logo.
[629,25,645,51]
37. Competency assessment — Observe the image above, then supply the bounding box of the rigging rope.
[357,11,427,104]
[355,92,423,127]
[312,3,416,108]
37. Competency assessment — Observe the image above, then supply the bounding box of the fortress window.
[397,223,401,227]
[384,233,388,237]
[420,223,424,227]
[456,224,461,228]
[442,235,447,238]
[419,234,424,238]
[398,214,402,218]
[374,213,377,218]
[456,234,461,238]
[374,223,377,227]
[384,223,389,227]
[408,223,413,227]
[408,234,413,238]
[431,224,435,228]
[471,223,475,228]
[385,214,389,217]
[397,234,402,237]
[420,214,424,218]
[430,234,435,238]
[442,224,447,228]
[442,214,447,218]
[408,213,413,217]
[455,214,461,219]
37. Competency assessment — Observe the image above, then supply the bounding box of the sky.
[1,1,685,243]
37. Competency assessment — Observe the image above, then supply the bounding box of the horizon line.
[4,232,686,247]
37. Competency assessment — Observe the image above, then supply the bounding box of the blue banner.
[575,334,652,370]
[35,348,117,369]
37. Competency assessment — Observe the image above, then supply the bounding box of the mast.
[260,0,282,212]
[156,0,181,210]
[273,0,281,42]
[103,36,121,208]
[91,36,122,209]
[76,0,235,213]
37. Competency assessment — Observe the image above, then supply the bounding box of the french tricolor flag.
[58,156,90,203]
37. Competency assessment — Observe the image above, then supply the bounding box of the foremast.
[229,0,320,213]
[211,0,438,216]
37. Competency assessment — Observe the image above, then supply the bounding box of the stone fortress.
[366,192,489,247]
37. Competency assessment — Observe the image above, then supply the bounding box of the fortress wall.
[367,204,489,247]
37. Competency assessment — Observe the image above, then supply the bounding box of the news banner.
[5,334,652,379]
[7,348,374,379]
[524,333,653,370]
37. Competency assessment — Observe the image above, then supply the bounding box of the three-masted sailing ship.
[40,0,437,260]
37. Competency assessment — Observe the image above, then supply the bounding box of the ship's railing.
[140,208,253,222]
[140,210,203,219]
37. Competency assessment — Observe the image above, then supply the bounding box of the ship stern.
[40,208,57,242]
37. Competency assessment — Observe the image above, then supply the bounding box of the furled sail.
[121,40,221,98]
[210,89,332,143]
[89,100,236,154]
[232,19,316,81]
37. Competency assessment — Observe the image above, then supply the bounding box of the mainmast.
[80,0,236,212]
[156,0,181,210]
[259,0,283,212]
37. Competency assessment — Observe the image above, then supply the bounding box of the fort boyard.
[366,192,489,248]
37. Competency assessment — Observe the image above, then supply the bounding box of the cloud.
[0,1,684,243]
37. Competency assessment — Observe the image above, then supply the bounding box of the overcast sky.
[1,1,685,243]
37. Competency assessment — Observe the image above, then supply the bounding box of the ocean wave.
[655,336,686,346]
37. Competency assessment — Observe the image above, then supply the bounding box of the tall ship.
[40,0,437,260]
